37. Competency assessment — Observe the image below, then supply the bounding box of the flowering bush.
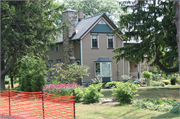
[43,82,82,96]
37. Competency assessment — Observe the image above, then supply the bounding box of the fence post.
[8,86,11,116]
[73,90,75,119]
[42,89,45,119]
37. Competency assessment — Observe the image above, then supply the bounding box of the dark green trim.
[91,24,112,33]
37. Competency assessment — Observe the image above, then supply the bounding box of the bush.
[171,77,177,85]
[170,105,180,114]
[142,71,152,79]
[112,82,138,104]
[19,55,47,92]
[91,76,101,84]
[132,80,142,85]
[133,98,180,113]
[147,81,165,87]
[104,81,121,89]
[121,75,132,82]
[43,82,81,96]
[73,87,84,103]
[161,80,171,85]
[82,83,103,103]
[5,81,9,84]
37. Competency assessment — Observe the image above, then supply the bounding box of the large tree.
[1,0,65,90]
[63,0,123,23]
[113,0,178,73]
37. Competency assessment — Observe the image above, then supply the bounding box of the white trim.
[122,42,125,75]
[91,34,99,48]
[102,17,123,41]
[107,35,114,48]
[81,18,102,40]
[80,40,83,83]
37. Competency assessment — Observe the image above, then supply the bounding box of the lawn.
[75,103,180,119]
[102,85,180,101]
[75,85,180,119]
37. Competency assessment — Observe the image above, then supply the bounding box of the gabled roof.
[94,57,112,62]
[72,13,103,40]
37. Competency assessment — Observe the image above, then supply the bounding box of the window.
[56,59,61,63]
[95,62,111,77]
[91,34,98,48]
[55,44,59,51]
[48,60,53,76]
[76,60,80,65]
[107,35,114,48]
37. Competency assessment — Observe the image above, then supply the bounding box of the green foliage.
[82,83,103,103]
[147,81,165,87]
[132,80,142,85]
[133,98,180,113]
[1,0,66,90]
[112,82,138,104]
[5,81,9,84]
[142,71,152,79]
[171,78,177,85]
[50,63,89,84]
[152,74,161,81]
[104,81,121,89]
[121,75,132,82]
[113,1,178,73]
[63,0,123,23]
[161,80,171,85]
[73,87,84,103]
[19,55,47,92]
[91,76,101,84]
[170,105,180,114]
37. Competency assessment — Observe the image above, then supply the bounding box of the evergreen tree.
[113,0,178,73]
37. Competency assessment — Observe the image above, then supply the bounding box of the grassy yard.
[102,85,180,101]
[76,103,180,119]
[76,85,180,119]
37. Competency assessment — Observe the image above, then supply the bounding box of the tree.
[113,0,178,73]
[1,0,65,90]
[50,63,89,84]
[19,54,47,92]
[63,0,123,23]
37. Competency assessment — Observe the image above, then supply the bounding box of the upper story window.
[107,35,114,48]
[55,44,59,51]
[91,34,99,48]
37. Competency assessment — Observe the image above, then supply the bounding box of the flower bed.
[43,82,82,96]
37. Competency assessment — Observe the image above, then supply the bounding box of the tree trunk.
[1,59,5,90]
[174,1,180,75]
[10,69,14,88]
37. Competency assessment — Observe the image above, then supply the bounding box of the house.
[47,8,141,85]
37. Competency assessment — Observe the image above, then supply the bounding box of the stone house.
[47,8,141,85]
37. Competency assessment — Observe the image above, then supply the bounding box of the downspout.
[123,42,125,75]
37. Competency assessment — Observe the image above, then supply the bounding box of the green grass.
[76,103,180,119]
[102,85,180,101]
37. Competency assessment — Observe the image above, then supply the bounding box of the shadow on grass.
[151,112,180,119]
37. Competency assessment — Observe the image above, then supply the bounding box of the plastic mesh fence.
[0,90,75,119]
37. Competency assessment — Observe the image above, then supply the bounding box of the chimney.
[78,10,84,22]
[62,7,76,67]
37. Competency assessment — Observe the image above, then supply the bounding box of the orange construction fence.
[0,89,75,119]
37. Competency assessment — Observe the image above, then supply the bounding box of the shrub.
[104,81,121,89]
[142,71,152,79]
[91,76,101,84]
[73,87,84,103]
[19,55,47,92]
[170,105,180,114]
[161,80,171,85]
[121,75,132,82]
[82,83,103,103]
[147,81,165,87]
[171,77,177,85]
[132,80,142,85]
[152,74,161,81]
[112,82,138,104]
[43,82,81,96]
[133,98,180,113]
[5,81,9,84]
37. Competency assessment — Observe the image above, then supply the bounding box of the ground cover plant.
[132,98,180,113]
